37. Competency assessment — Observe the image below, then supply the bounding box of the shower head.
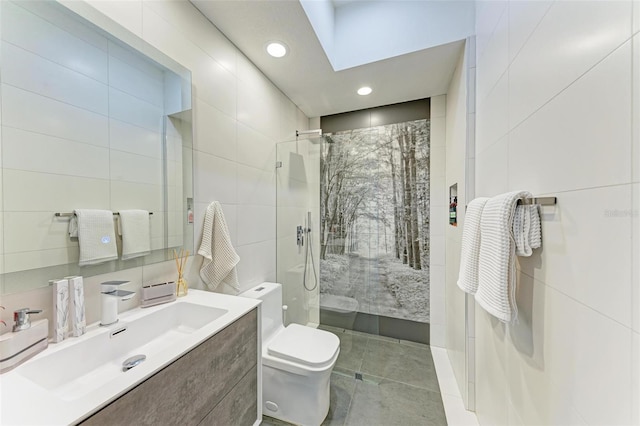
[296,129,322,138]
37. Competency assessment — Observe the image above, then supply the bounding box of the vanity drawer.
[80,308,258,426]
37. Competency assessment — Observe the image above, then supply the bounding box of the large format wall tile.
[474,0,638,423]
[2,42,109,115]
[508,0,632,129]
[475,8,508,105]
[507,0,553,64]
[2,127,109,179]
[108,54,163,107]
[1,84,109,147]
[508,40,632,195]
[518,185,633,327]
[194,97,237,161]
[2,1,108,82]
[3,169,109,212]
[194,152,237,205]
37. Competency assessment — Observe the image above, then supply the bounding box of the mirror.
[0,1,193,295]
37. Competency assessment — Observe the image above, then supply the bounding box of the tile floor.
[261,326,448,426]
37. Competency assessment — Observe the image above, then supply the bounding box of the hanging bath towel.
[117,210,151,260]
[475,191,532,323]
[70,209,118,266]
[198,201,240,292]
[513,203,542,257]
[457,197,490,294]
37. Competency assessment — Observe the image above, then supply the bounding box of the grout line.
[508,36,633,134]
[517,267,635,331]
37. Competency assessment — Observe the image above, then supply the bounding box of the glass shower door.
[275,138,321,327]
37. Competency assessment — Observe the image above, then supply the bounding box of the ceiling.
[191,0,468,118]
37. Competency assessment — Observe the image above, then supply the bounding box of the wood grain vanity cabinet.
[80,309,258,426]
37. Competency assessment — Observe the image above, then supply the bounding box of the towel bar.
[54,212,153,218]
[517,197,557,206]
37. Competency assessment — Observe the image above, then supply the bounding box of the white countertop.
[0,290,260,425]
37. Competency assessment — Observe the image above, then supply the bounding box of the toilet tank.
[239,282,284,343]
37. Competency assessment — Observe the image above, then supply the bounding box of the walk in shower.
[276,109,431,342]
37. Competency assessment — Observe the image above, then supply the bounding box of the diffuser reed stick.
[174,248,189,297]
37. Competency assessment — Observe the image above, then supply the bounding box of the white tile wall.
[474,1,638,424]
[3,169,110,212]
[475,9,508,105]
[2,127,110,179]
[634,183,640,334]
[108,55,163,107]
[518,185,633,327]
[633,330,640,425]
[1,1,108,82]
[2,84,109,148]
[2,41,109,115]
[508,41,632,194]
[109,119,162,159]
[508,0,632,129]
[193,98,237,161]
[507,1,553,63]
[108,88,163,132]
[475,73,508,153]
[194,152,238,205]
[475,135,508,197]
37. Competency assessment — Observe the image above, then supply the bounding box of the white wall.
[0,0,308,329]
[444,46,469,407]
[430,96,447,348]
[474,0,639,424]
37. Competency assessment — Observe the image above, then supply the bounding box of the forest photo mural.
[320,119,430,323]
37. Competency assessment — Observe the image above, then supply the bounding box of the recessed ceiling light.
[266,42,287,58]
[357,86,372,96]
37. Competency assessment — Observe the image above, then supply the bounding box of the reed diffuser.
[174,248,189,297]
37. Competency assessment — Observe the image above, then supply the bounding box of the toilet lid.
[267,324,340,367]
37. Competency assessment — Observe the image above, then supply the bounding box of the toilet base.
[262,364,331,426]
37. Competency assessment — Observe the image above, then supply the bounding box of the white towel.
[475,191,532,323]
[514,204,542,256]
[457,197,490,294]
[70,209,118,266]
[117,210,151,260]
[198,201,240,291]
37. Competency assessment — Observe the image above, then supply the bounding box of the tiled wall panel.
[473,1,638,424]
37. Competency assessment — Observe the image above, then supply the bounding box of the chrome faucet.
[100,281,135,326]
[13,308,42,332]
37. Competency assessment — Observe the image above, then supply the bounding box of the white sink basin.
[0,290,261,425]
[18,302,227,401]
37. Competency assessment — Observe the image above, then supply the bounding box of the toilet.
[240,282,340,426]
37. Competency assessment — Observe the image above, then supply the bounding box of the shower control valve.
[296,226,304,247]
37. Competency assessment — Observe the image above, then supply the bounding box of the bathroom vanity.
[0,291,261,426]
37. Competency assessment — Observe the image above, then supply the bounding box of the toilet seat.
[266,324,340,370]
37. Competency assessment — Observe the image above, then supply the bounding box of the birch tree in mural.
[320,119,431,323]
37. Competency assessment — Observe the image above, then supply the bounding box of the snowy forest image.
[320,119,430,323]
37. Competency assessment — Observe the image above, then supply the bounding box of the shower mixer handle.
[297,225,304,247]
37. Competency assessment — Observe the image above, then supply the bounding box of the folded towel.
[457,197,490,294]
[475,191,532,323]
[117,210,151,260]
[198,201,240,291]
[70,209,118,266]
[514,204,542,256]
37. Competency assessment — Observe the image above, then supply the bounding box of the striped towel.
[457,197,490,294]
[198,201,240,292]
[475,191,532,323]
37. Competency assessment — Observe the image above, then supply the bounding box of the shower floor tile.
[261,328,447,426]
